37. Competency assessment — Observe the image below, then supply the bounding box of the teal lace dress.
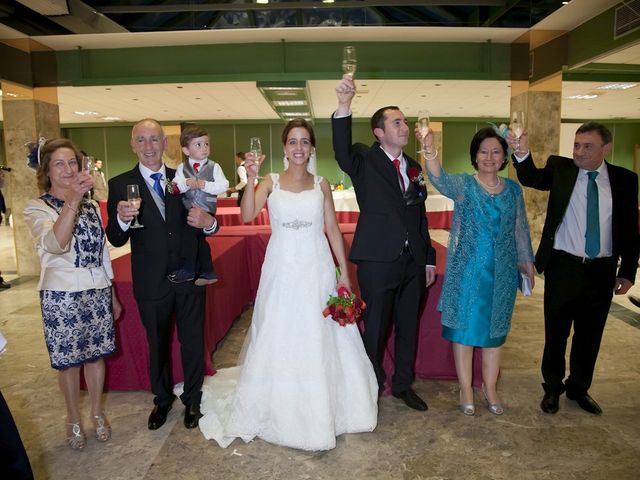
[428,169,534,347]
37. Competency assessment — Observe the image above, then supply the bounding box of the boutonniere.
[408,167,425,187]
[163,177,180,194]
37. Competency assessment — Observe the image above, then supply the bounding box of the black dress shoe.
[566,392,602,415]
[148,403,172,430]
[540,392,561,414]
[184,403,202,429]
[0,280,11,289]
[629,295,640,308]
[392,388,428,411]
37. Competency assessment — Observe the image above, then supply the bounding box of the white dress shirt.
[513,152,612,258]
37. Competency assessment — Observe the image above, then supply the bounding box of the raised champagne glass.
[510,111,525,150]
[417,110,430,153]
[127,184,144,229]
[342,46,357,78]
[83,156,94,200]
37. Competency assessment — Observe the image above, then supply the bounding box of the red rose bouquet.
[322,285,367,327]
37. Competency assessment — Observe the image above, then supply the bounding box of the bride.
[199,119,378,451]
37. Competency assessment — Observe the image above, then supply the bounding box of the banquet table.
[216,197,238,208]
[104,222,481,392]
[216,207,270,227]
[102,234,251,390]
[331,190,454,229]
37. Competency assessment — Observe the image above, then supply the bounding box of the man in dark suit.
[510,122,639,415]
[106,119,218,430]
[333,75,436,411]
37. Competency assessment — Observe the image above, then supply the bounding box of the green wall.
[64,118,640,190]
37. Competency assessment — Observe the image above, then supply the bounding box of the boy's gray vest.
[181,160,217,214]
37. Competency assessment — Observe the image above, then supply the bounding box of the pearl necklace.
[474,174,502,190]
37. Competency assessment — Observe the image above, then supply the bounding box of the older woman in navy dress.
[24,139,121,449]
[417,127,535,416]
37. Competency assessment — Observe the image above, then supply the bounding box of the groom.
[333,74,436,410]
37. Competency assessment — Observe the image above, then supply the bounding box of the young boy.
[169,125,229,285]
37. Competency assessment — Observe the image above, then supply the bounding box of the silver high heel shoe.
[66,422,86,450]
[458,389,475,416]
[482,383,504,415]
[92,414,112,442]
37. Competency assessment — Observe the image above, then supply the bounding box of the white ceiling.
[42,75,638,124]
[0,0,638,125]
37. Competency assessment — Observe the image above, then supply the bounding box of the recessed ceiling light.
[272,100,307,107]
[565,94,598,100]
[322,0,335,3]
[256,0,269,4]
[74,111,99,116]
[596,83,637,90]
[281,112,310,117]
[101,116,121,121]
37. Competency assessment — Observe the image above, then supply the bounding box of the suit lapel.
[371,142,406,199]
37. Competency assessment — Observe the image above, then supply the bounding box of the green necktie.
[585,171,600,258]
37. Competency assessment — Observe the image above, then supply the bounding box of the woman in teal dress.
[417,127,535,416]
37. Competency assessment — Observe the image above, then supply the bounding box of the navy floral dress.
[38,194,116,370]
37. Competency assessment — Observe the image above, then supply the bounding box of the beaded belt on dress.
[282,219,312,230]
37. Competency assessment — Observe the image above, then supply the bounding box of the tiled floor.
[1,223,640,479]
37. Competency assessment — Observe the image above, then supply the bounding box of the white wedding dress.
[199,174,378,451]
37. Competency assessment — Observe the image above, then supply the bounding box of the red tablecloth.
[217,197,238,208]
[104,221,478,392]
[103,235,251,390]
[216,207,270,226]
[333,211,452,229]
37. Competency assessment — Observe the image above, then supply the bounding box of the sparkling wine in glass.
[127,184,144,229]
[342,46,357,78]
[417,110,430,153]
[249,136,262,175]
[83,156,94,200]
[510,111,525,149]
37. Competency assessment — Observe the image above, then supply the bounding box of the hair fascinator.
[26,137,46,170]
[487,122,509,140]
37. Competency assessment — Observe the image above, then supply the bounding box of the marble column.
[509,75,562,248]
[1,80,61,276]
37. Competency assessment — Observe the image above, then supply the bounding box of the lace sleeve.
[514,184,535,264]
[426,167,465,201]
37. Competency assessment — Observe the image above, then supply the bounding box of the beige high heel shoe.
[92,414,112,442]
[67,422,87,450]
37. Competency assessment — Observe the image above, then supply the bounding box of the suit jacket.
[106,165,196,302]
[332,115,436,266]
[513,154,639,281]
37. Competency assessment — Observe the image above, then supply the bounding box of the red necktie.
[193,162,200,173]
[393,159,405,191]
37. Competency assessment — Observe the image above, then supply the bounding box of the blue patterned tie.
[585,171,600,258]
[150,172,165,198]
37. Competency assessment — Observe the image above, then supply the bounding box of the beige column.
[509,75,562,246]
[2,80,61,276]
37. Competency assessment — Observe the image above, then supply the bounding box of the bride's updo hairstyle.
[281,118,316,148]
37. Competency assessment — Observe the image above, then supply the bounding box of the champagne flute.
[82,156,94,200]
[127,184,144,229]
[249,137,262,175]
[342,46,357,78]
[417,110,430,153]
[510,111,525,150]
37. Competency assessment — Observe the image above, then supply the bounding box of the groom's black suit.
[106,166,209,408]
[332,114,436,393]
[514,154,639,396]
